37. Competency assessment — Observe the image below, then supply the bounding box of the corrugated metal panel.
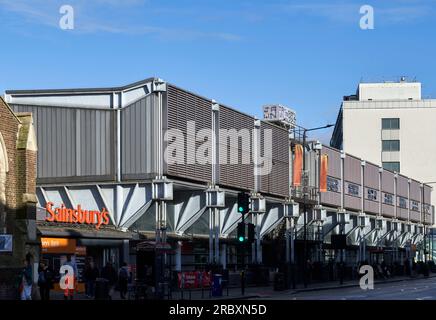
[9,104,115,182]
[365,199,378,214]
[259,122,289,197]
[343,155,361,210]
[321,190,341,207]
[410,180,421,201]
[219,105,254,191]
[344,195,361,211]
[121,95,158,178]
[78,109,114,177]
[381,170,395,194]
[397,208,408,220]
[321,146,340,178]
[344,155,361,184]
[424,185,431,205]
[364,163,379,189]
[382,203,395,217]
[410,211,420,222]
[166,85,212,183]
[397,175,408,197]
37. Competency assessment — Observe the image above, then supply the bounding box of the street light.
[302,124,334,288]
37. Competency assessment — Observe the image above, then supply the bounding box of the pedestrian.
[38,261,54,300]
[306,259,313,284]
[84,258,99,298]
[62,254,78,300]
[20,259,33,300]
[118,262,129,299]
[101,262,118,299]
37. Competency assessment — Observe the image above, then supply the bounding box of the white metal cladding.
[166,85,213,183]
[259,121,289,197]
[10,104,115,182]
[320,146,341,207]
[218,106,255,191]
[364,162,380,214]
[121,95,158,179]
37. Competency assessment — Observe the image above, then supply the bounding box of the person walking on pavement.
[63,254,78,300]
[20,259,33,300]
[102,262,118,299]
[118,262,129,299]
[84,258,99,299]
[38,261,54,300]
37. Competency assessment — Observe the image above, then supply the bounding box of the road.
[259,277,436,300]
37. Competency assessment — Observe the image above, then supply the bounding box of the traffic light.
[237,222,245,243]
[237,192,250,214]
[247,223,255,243]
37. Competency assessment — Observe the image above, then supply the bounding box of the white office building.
[331,78,436,223]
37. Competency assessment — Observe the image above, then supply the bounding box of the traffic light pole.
[241,212,245,296]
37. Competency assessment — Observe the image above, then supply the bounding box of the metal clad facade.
[381,170,395,217]
[364,163,379,214]
[424,185,433,224]
[121,95,158,179]
[397,175,408,220]
[410,180,421,200]
[344,155,361,210]
[166,85,212,183]
[259,122,289,197]
[320,146,341,207]
[409,180,421,222]
[10,104,115,183]
[219,106,254,190]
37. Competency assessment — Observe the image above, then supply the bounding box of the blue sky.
[1,0,436,143]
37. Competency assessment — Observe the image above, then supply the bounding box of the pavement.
[173,273,436,300]
[45,273,436,300]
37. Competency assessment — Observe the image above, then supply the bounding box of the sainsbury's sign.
[45,202,110,230]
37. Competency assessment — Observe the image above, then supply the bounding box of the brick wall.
[0,98,39,297]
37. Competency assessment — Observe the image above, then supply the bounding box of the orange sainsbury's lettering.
[45,203,110,230]
[46,202,55,222]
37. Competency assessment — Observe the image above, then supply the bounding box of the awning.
[136,240,175,253]
[37,222,136,240]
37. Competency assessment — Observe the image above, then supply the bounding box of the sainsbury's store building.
[4,78,434,287]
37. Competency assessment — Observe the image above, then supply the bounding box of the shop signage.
[41,237,76,254]
[45,202,110,230]
[177,271,211,289]
[0,234,13,252]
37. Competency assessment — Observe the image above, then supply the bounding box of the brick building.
[0,96,39,299]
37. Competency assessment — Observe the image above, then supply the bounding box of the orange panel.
[41,237,76,254]
[293,144,303,186]
[320,154,328,193]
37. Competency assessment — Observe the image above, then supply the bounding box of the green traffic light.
[238,236,245,242]
[238,206,244,212]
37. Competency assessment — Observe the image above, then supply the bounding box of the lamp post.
[301,124,334,288]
